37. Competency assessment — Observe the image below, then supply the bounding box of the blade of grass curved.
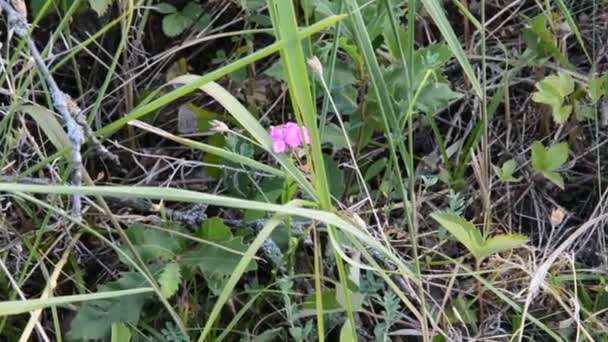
[166,77,315,198]
[420,0,482,97]
[0,184,416,280]
[0,288,153,316]
[96,15,346,139]
[128,120,283,177]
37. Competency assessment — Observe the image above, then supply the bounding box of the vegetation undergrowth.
[0,0,607,341]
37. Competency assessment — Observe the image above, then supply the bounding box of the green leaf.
[588,77,604,104]
[479,234,528,260]
[89,0,112,16]
[532,72,575,124]
[111,323,131,342]
[541,170,565,190]
[323,155,346,199]
[126,225,184,263]
[156,3,176,14]
[198,217,232,241]
[574,101,595,121]
[68,273,151,340]
[493,159,521,183]
[163,12,193,37]
[159,262,181,299]
[531,141,569,189]
[430,211,484,259]
[182,237,257,275]
[321,123,349,151]
[340,320,355,342]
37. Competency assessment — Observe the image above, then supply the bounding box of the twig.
[0,1,120,220]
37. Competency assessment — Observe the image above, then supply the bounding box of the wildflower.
[307,56,323,76]
[270,121,310,153]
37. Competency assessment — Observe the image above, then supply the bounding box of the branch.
[0,1,120,219]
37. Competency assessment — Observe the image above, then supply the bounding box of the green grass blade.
[0,288,153,316]
[420,0,482,97]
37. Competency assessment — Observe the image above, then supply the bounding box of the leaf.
[323,155,346,199]
[541,170,565,190]
[416,82,462,114]
[182,237,257,275]
[430,211,484,259]
[588,77,604,104]
[531,141,569,189]
[321,123,349,151]
[493,159,521,183]
[159,262,181,299]
[156,3,176,14]
[532,72,575,124]
[89,0,112,16]
[340,320,355,342]
[162,12,193,37]
[125,225,184,263]
[197,217,232,242]
[111,323,132,342]
[254,328,283,342]
[364,158,387,181]
[479,234,528,260]
[574,101,594,121]
[68,273,151,340]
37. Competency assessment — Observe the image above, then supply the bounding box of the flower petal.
[300,126,311,144]
[272,139,286,153]
[270,126,284,139]
[283,124,302,147]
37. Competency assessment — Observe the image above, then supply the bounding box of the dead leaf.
[550,207,566,226]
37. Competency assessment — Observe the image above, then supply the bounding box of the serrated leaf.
[156,3,176,14]
[68,273,150,340]
[125,225,184,263]
[431,211,484,259]
[159,262,181,298]
[478,234,528,259]
[532,72,575,124]
[493,159,521,183]
[89,0,112,16]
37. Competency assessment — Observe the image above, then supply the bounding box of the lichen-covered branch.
[0,1,119,219]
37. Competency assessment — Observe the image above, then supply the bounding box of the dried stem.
[0,1,120,219]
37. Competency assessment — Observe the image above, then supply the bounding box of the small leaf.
[156,3,176,13]
[574,101,595,121]
[532,72,575,124]
[493,159,521,183]
[479,234,528,259]
[324,155,346,198]
[431,212,484,259]
[111,323,131,342]
[158,262,181,298]
[197,217,232,242]
[588,77,604,104]
[340,320,355,342]
[182,237,257,275]
[162,12,193,37]
[89,0,112,16]
[321,123,349,151]
[545,142,570,171]
[542,170,565,190]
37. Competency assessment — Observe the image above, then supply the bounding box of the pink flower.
[269,121,310,153]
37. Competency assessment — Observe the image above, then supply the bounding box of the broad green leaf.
[574,101,594,121]
[430,211,484,259]
[89,0,112,16]
[198,217,232,242]
[159,262,181,298]
[182,237,257,275]
[321,123,349,151]
[324,155,346,199]
[532,73,575,124]
[125,225,184,263]
[531,141,569,172]
[493,159,521,183]
[478,234,528,260]
[336,284,363,312]
[68,273,151,340]
[553,105,572,124]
